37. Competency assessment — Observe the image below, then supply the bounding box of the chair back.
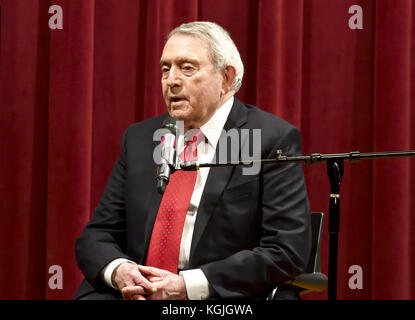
[306,212,324,273]
[267,212,327,299]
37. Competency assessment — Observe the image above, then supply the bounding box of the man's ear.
[221,65,237,93]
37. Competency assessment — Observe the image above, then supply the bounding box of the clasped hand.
[112,263,188,300]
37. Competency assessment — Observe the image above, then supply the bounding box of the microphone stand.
[180,149,415,300]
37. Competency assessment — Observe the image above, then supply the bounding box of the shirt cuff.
[100,258,136,290]
[180,269,210,300]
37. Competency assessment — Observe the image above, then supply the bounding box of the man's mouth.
[170,97,187,105]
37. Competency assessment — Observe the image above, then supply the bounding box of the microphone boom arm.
[180,150,415,170]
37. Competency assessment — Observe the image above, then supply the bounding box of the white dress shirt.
[101,96,234,300]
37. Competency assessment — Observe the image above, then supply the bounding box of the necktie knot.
[186,135,198,146]
[182,129,204,162]
[184,129,204,145]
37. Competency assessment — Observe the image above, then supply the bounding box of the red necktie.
[146,130,202,273]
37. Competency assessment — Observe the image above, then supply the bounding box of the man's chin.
[168,109,189,121]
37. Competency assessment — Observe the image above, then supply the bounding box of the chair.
[268,212,328,299]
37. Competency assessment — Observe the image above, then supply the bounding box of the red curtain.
[0,0,414,300]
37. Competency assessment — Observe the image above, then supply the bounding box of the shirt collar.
[199,95,234,149]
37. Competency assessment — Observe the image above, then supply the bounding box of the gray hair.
[168,21,244,92]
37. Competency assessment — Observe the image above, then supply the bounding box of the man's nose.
[166,66,182,88]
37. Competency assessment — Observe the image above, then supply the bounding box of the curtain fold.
[256,0,304,128]
[371,0,414,299]
[0,0,414,299]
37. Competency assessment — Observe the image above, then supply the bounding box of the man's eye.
[161,67,170,73]
[182,65,194,72]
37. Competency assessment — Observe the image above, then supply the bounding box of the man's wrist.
[101,258,136,290]
[178,273,189,300]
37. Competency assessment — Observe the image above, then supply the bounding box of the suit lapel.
[141,139,163,263]
[189,98,248,264]
[142,190,162,260]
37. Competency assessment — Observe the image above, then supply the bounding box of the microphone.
[156,116,178,194]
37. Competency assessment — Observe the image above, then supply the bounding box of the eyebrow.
[159,57,199,66]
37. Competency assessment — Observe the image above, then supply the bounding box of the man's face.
[160,34,224,129]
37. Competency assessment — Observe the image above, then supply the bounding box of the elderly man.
[74,21,311,300]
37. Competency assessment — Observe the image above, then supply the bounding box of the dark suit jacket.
[74,97,312,299]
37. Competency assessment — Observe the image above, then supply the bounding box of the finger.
[121,286,134,300]
[138,265,169,277]
[131,268,156,291]
[119,276,144,291]
[132,294,146,300]
[122,286,148,299]
[147,276,163,282]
